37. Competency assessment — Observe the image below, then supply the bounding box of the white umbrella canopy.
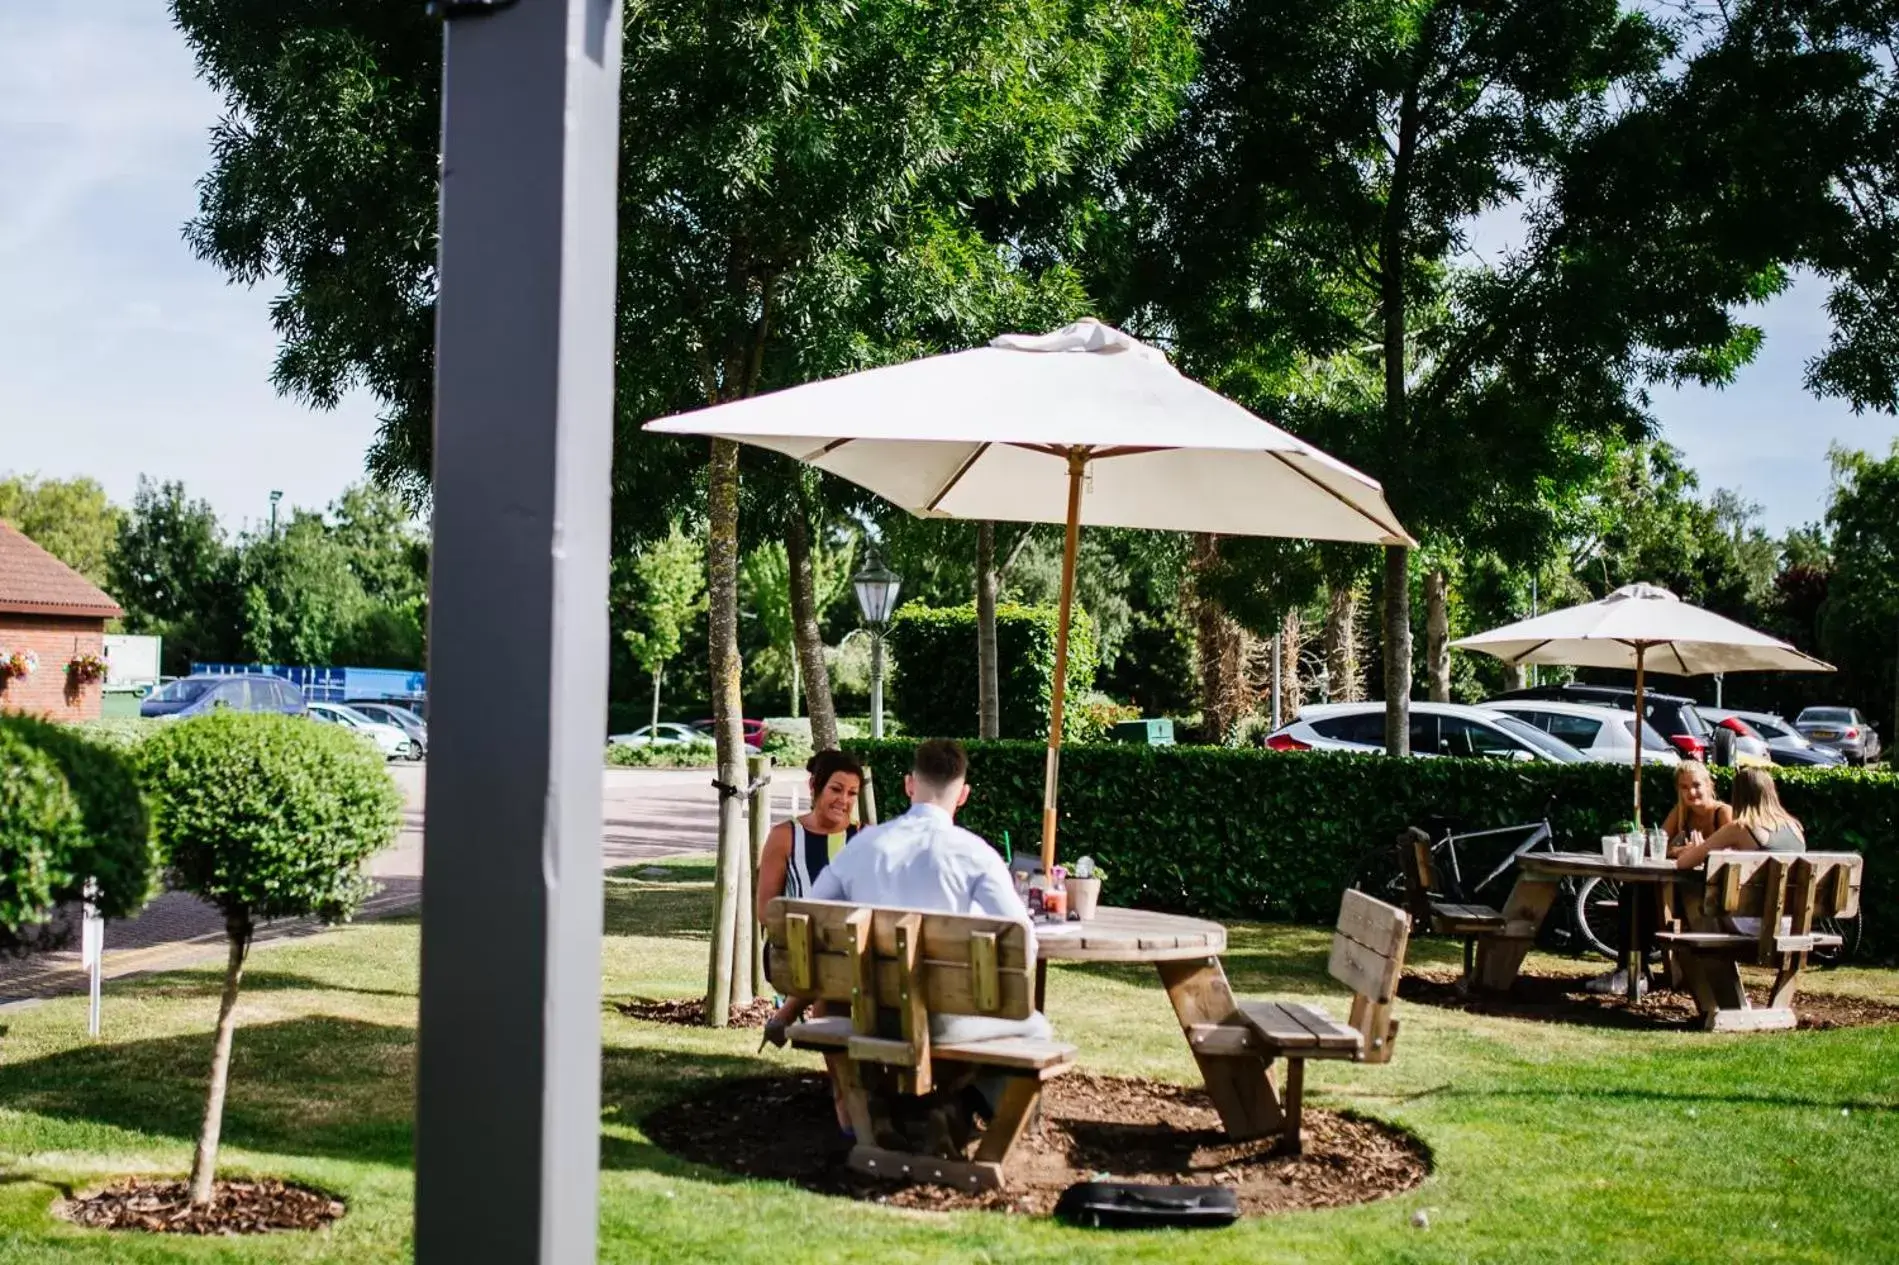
[647,319,1414,873]
[1451,583,1834,823]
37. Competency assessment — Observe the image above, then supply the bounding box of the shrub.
[137,710,401,1204]
[846,739,1899,960]
[1069,693,1141,744]
[0,716,157,932]
[884,603,1097,740]
[605,740,718,768]
[75,716,168,753]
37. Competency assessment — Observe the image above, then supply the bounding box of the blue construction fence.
[192,663,427,707]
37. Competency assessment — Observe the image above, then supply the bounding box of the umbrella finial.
[1609,583,1680,603]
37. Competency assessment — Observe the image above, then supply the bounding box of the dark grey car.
[1704,708,1845,768]
[1794,707,1882,766]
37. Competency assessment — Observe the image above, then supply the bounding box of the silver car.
[1267,702,1587,763]
[1794,707,1883,766]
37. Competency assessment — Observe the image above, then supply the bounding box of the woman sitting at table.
[1662,760,1732,854]
[757,749,864,1048]
[1672,766,1805,870]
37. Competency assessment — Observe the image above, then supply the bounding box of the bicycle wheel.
[1573,878,1665,965]
[1347,841,1409,909]
[1814,912,1863,966]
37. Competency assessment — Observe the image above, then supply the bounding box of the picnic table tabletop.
[1032,906,1227,963]
[1519,851,1685,884]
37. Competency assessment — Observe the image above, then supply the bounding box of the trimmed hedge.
[847,739,1899,960]
[884,603,1097,741]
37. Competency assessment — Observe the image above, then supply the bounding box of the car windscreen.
[1747,716,1793,740]
[1621,718,1675,753]
[150,678,217,703]
[1800,708,1853,723]
[1491,715,1586,762]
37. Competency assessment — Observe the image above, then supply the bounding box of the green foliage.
[0,717,159,921]
[605,740,717,769]
[884,603,1097,740]
[848,739,1899,958]
[110,477,236,674]
[0,717,157,931]
[1820,441,1899,731]
[74,718,168,753]
[0,474,120,587]
[622,524,707,681]
[138,712,400,924]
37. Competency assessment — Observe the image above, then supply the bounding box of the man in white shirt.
[810,738,1052,1047]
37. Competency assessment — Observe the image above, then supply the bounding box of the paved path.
[0,764,795,1004]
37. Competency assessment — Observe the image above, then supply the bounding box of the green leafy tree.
[138,711,400,1206]
[1821,443,1899,736]
[109,478,237,673]
[0,475,120,588]
[232,511,372,665]
[620,524,706,733]
[327,482,427,606]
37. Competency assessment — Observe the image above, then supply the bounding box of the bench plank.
[1278,1001,1363,1052]
[1235,1001,1320,1049]
[790,1017,1077,1071]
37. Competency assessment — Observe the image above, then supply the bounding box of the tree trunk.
[1279,610,1305,717]
[1193,534,1246,743]
[1501,661,1526,692]
[189,913,252,1205]
[789,651,801,718]
[649,667,662,734]
[977,521,1000,740]
[785,489,838,751]
[1383,547,1413,755]
[705,438,747,1025]
[1322,582,1365,703]
[1425,568,1450,702]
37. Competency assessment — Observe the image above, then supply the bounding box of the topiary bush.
[137,710,401,1205]
[883,603,1097,740]
[605,740,718,768]
[0,715,157,934]
[846,738,1899,960]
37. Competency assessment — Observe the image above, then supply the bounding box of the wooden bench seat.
[1398,828,1506,978]
[1661,852,1863,1032]
[1231,889,1410,1153]
[765,897,1064,1191]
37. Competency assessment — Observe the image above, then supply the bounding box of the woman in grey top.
[1672,766,1805,870]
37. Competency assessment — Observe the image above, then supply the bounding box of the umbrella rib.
[1508,638,1553,666]
[924,443,992,513]
[1266,451,1412,544]
[1670,642,1690,675]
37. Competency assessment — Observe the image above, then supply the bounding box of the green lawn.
[1,855,1895,1262]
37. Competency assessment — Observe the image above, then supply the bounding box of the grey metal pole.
[870,629,886,739]
[414,1,622,1261]
[1270,631,1282,730]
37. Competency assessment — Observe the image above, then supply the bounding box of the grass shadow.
[116,969,417,1002]
[0,1016,416,1167]
[604,877,714,941]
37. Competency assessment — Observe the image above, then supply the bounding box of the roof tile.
[0,522,123,619]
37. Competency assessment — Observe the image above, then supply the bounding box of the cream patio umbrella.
[1451,583,1834,824]
[646,319,1414,874]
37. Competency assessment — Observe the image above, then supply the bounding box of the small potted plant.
[66,652,108,685]
[1067,856,1105,920]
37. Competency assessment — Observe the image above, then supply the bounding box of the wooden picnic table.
[1031,907,1288,1140]
[1474,851,1681,1002]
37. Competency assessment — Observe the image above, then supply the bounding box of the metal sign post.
[414,0,623,1261]
[81,878,102,1038]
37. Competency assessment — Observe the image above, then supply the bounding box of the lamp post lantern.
[853,553,901,739]
[268,490,282,536]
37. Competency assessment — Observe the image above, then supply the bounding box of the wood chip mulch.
[643,1071,1429,1216]
[59,1178,345,1236]
[1401,968,1899,1031]
[616,995,775,1028]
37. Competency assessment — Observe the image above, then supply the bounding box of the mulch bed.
[59,1178,345,1236]
[617,995,775,1029]
[644,1071,1428,1216]
[1401,968,1899,1031]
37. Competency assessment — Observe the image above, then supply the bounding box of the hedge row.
[847,739,1899,961]
[884,603,1097,741]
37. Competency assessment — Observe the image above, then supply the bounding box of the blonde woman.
[1673,767,1805,870]
[1662,761,1732,852]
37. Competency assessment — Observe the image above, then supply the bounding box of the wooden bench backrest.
[1328,889,1410,1063]
[764,898,1035,1021]
[1398,827,1439,923]
[1700,851,1862,961]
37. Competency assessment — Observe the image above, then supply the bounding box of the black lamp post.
[852,552,901,738]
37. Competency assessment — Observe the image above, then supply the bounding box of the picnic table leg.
[1620,885,1645,1003]
[1156,956,1284,1140]
[1472,877,1559,993]
[1034,957,1048,1013]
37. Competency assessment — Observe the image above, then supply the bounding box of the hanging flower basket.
[67,652,108,685]
[0,648,39,682]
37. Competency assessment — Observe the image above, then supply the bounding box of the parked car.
[1478,700,1680,766]
[609,723,710,747]
[1489,683,1716,761]
[348,701,429,756]
[308,701,421,761]
[1266,702,1587,763]
[690,718,769,749]
[1701,707,1844,768]
[140,673,307,720]
[1794,707,1883,766]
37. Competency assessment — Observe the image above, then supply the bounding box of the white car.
[308,701,421,761]
[1478,700,1681,767]
[1266,702,1587,763]
[608,723,711,748]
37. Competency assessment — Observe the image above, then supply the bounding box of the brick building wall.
[0,613,107,722]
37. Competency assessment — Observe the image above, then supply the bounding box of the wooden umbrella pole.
[1042,449,1087,876]
[1633,643,1646,827]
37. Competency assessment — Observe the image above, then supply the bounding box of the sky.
[1,9,1895,537]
